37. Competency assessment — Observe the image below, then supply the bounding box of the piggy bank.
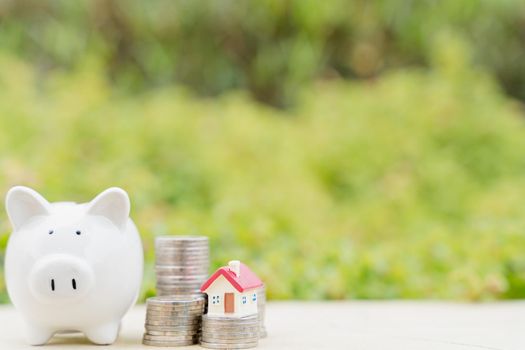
[4,186,143,345]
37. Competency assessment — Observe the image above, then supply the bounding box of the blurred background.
[1,0,525,302]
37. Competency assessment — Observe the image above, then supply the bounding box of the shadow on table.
[47,331,142,347]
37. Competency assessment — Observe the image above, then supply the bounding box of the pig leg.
[24,322,54,345]
[84,321,120,345]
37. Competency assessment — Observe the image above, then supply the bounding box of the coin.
[142,338,196,347]
[200,340,259,349]
[145,236,211,346]
[146,306,205,313]
[145,324,201,331]
[145,329,201,336]
[148,295,206,303]
[143,334,199,341]
[201,334,259,341]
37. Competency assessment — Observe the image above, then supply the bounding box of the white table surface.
[0,301,523,349]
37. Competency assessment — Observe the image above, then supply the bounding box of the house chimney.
[228,260,241,277]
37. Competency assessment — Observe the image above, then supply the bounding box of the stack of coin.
[201,314,259,349]
[143,295,206,347]
[257,286,267,338]
[155,236,209,296]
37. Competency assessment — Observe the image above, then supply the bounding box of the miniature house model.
[201,260,263,318]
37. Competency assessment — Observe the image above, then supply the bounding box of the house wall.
[236,290,258,317]
[204,275,258,317]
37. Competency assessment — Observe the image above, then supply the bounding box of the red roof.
[201,262,263,293]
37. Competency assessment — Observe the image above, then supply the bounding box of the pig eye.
[75,230,81,235]
[48,230,54,235]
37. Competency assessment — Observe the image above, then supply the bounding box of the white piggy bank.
[4,186,143,345]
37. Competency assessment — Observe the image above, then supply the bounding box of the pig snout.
[29,254,94,302]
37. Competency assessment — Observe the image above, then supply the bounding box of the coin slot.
[72,278,77,290]
[51,279,55,291]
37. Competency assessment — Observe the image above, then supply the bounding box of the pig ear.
[5,186,51,231]
[86,187,130,230]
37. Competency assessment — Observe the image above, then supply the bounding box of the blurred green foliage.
[0,0,525,107]
[1,32,525,302]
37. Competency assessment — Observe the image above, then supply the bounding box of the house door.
[224,293,234,313]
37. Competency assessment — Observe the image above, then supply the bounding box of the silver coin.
[203,315,258,321]
[155,241,209,246]
[146,312,202,323]
[145,329,201,336]
[155,246,209,251]
[155,285,203,289]
[155,277,207,282]
[202,325,259,331]
[201,333,259,340]
[155,285,204,290]
[145,316,199,327]
[145,321,202,328]
[155,253,209,258]
[144,332,200,339]
[155,260,209,266]
[147,295,206,303]
[156,250,208,255]
[155,269,207,275]
[146,315,202,322]
[156,276,208,282]
[202,323,259,329]
[155,259,209,265]
[148,302,206,308]
[146,307,204,317]
[202,321,259,326]
[155,235,208,241]
[145,328,200,334]
[146,305,204,310]
[143,334,199,341]
[155,251,209,257]
[155,289,202,294]
[156,278,206,283]
[155,290,202,296]
[203,320,258,325]
[146,316,203,323]
[155,280,205,285]
[201,337,259,343]
[145,320,202,327]
[155,285,204,291]
[156,245,208,250]
[155,248,208,253]
[142,338,196,347]
[155,251,209,256]
[199,340,258,349]
[202,329,259,335]
[155,265,208,271]
[155,273,208,279]
[145,324,201,331]
[155,268,209,275]
[155,272,208,278]
[155,261,209,267]
[147,301,206,308]
[145,324,201,330]
[156,264,209,269]
[201,328,259,335]
[155,284,205,289]
[155,286,202,291]
[201,328,259,334]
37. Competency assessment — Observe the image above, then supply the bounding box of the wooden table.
[0,301,523,349]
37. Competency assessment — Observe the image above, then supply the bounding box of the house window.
[212,295,221,305]
[242,296,247,304]
[252,293,257,302]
